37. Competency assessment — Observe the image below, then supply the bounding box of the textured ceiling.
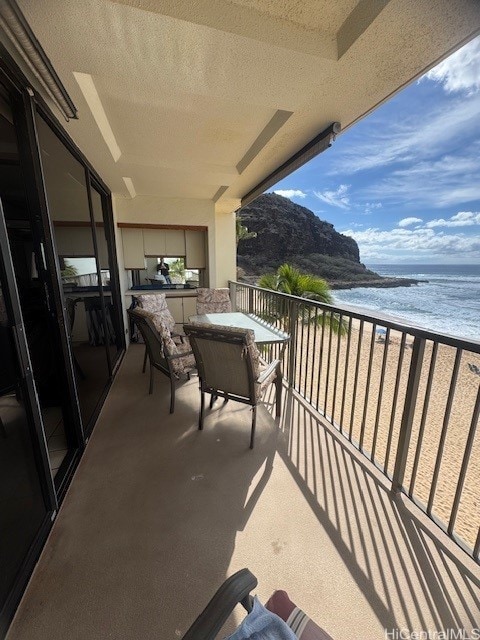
[16,0,480,207]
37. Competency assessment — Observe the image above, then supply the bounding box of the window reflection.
[36,115,110,432]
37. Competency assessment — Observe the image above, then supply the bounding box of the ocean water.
[333,264,480,341]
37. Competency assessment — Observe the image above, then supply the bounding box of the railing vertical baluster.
[474,528,480,562]
[384,333,407,473]
[371,328,390,462]
[339,316,353,434]
[448,384,480,535]
[298,303,306,397]
[331,313,343,428]
[391,335,425,492]
[408,341,438,496]
[324,311,334,421]
[248,287,254,314]
[304,305,312,401]
[309,307,319,404]
[287,299,298,388]
[315,312,326,412]
[359,324,376,451]
[229,281,237,311]
[427,348,463,514]
[349,320,364,441]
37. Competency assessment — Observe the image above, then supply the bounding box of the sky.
[268,36,480,265]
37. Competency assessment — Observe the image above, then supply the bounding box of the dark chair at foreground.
[128,308,196,413]
[183,568,333,639]
[183,323,282,449]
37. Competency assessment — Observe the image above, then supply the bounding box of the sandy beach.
[288,316,480,550]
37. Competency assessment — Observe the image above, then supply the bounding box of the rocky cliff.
[237,193,420,288]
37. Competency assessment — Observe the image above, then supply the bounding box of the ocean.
[333,264,480,341]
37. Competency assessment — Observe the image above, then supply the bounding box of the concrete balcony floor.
[7,345,480,640]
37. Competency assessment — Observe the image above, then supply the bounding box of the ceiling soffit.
[15,0,480,205]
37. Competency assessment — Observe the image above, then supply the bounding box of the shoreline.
[238,275,427,290]
[329,277,427,290]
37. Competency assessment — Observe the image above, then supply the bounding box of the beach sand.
[287,316,480,551]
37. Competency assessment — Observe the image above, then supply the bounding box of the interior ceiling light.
[74,72,121,163]
[122,177,136,199]
[0,0,77,120]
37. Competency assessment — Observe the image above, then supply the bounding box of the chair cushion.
[265,591,333,640]
[135,294,176,332]
[133,308,195,376]
[196,288,232,315]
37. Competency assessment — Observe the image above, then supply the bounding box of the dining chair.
[134,292,184,373]
[196,288,232,315]
[183,323,282,448]
[128,308,195,413]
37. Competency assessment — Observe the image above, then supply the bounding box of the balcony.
[7,287,480,639]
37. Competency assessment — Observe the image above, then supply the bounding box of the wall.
[113,194,238,342]
[113,194,237,287]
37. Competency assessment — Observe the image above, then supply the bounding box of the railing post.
[229,281,237,311]
[248,287,254,314]
[391,335,425,493]
[287,299,298,388]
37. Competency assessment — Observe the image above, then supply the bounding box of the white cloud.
[314,184,350,209]
[363,146,480,209]
[425,211,480,228]
[343,226,480,262]
[273,189,307,199]
[398,217,423,227]
[423,37,480,94]
[364,202,382,215]
[329,92,480,177]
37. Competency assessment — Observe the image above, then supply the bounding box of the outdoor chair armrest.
[257,359,281,385]
[183,569,257,640]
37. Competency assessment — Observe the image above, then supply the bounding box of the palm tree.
[236,216,257,246]
[258,263,346,335]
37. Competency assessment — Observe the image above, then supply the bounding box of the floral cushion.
[196,288,232,315]
[135,294,176,332]
[132,308,195,376]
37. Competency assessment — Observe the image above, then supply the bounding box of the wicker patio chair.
[183,323,282,448]
[196,288,232,315]
[128,308,195,413]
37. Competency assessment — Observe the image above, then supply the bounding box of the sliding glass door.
[35,116,112,433]
[0,202,53,636]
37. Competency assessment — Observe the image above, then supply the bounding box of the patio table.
[188,312,290,348]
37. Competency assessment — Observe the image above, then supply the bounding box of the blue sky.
[269,37,480,265]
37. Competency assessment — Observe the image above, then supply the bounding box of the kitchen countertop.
[125,289,198,297]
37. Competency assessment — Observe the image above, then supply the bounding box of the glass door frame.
[0,203,57,638]
[12,86,86,491]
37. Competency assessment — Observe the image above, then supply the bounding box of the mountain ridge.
[237,194,421,289]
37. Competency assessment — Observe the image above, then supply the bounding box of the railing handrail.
[229,280,480,353]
